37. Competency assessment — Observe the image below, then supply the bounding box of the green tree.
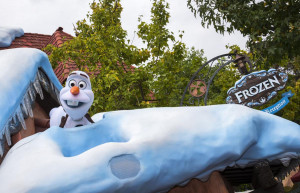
[187,0,300,66]
[138,0,206,107]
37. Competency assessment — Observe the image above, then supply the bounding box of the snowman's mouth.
[65,100,84,108]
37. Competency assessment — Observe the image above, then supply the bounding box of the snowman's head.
[60,71,94,121]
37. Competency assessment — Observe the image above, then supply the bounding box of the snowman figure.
[50,71,94,128]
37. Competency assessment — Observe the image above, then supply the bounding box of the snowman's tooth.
[67,100,79,106]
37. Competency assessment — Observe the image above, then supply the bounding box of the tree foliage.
[187,0,300,65]
[138,0,206,107]
[46,0,150,114]
[46,0,206,112]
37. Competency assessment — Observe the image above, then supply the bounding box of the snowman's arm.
[49,106,66,127]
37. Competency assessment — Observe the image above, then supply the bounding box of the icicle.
[38,70,50,92]
[55,88,60,102]
[294,159,298,166]
[9,124,18,134]
[12,114,17,124]
[33,76,44,100]
[291,159,298,171]
[49,82,57,100]
[4,125,11,146]
[28,83,36,102]
[23,93,33,117]
[276,170,284,182]
[0,141,3,157]
[28,86,34,102]
[50,81,54,91]
[37,70,43,87]
[275,158,300,182]
[280,157,291,167]
[17,107,27,130]
[0,130,4,157]
[20,103,28,118]
[277,176,282,182]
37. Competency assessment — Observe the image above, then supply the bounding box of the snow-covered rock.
[0,27,24,47]
[0,105,299,193]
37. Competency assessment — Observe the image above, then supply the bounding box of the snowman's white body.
[50,106,92,128]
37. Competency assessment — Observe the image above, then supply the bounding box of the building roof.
[0,33,51,50]
[0,27,72,51]
[46,27,73,48]
[54,61,79,84]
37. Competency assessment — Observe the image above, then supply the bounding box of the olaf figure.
[50,71,94,128]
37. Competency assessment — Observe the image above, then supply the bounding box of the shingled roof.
[0,33,51,50]
[46,27,73,48]
[43,27,76,83]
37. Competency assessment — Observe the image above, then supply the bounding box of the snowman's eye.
[78,81,87,89]
[69,80,76,87]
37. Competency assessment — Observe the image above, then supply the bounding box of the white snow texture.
[0,26,24,47]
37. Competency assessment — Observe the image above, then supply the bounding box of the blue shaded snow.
[0,27,24,47]
[0,48,62,137]
[47,115,127,157]
[0,105,299,193]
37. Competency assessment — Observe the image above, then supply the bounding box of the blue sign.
[261,90,294,114]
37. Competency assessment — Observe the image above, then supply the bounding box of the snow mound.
[0,105,299,193]
[0,26,24,47]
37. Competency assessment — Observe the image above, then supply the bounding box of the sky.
[0,0,248,59]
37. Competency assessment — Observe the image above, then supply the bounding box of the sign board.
[226,69,288,107]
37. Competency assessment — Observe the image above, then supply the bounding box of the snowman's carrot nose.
[70,86,80,95]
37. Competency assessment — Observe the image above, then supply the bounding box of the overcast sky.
[0,0,248,59]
